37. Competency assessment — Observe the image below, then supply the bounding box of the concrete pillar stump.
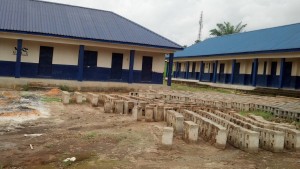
[74,92,83,104]
[183,121,199,143]
[162,127,174,146]
[62,91,70,104]
[114,100,124,114]
[145,106,154,122]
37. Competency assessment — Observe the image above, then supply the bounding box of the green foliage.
[240,110,273,121]
[22,84,29,91]
[59,85,71,92]
[194,40,201,44]
[84,132,97,140]
[210,21,247,36]
[166,81,232,94]
[41,97,61,102]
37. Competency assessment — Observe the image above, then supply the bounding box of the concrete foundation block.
[104,101,113,113]
[166,110,184,134]
[114,100,124,114]
[162,127,174,146]
[90,94,99,107]
[154,105,164,122]
[145,106,154,122]
[75,92,83,104]
[183,121,199,143]
[215,129,227,149]
[62,91,70,104]
[124,101,135,114]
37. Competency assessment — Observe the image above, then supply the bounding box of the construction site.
[0,83,299,169]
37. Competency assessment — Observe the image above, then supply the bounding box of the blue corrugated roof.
[0,0,182,50]
[175,23,300,58]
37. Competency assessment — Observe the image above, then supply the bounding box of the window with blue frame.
[84,51,98,67]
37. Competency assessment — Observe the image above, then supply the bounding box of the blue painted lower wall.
[173,71,299,89]
[0,61,163,84]
[0,61,15,77]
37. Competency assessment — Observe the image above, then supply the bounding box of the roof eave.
[0,29,184,51]
[173,48,300,59]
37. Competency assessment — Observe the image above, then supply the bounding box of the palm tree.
[210,22,247,36]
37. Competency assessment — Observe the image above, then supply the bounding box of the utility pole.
[197,11,203,42]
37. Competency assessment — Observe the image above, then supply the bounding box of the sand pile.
[45,88,62,96]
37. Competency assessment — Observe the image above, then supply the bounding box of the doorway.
[83,50,98,80]
[141,56,153,82]
[283,62,292,88]
[219,63,225,83]
[38,46,53,76]
[233,62,240,84]
[110,53,123,80]
[268,62,277,87]
[191,62,196,79]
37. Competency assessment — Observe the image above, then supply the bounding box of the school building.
[169,23,300,90]
[0,0,181,87]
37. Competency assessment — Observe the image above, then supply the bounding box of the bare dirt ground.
[0,90,299,169]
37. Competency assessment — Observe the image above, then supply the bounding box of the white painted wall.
[0,38,17,61]
[0,37,165,74]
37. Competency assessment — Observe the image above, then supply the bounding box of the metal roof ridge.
[204,22,300,41]
[111,12,183,49]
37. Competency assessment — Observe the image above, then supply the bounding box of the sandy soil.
[0,91,299,169]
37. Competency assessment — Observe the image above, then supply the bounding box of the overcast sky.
[43,0,300,46]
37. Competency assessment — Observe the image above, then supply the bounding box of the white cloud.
[42,0,300,46]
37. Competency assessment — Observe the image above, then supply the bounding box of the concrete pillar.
[231,59,236,84]
[77,45,85,81]
[74,92,83,104]
[15,39,23,78]
[252,58,258,86]
[128,50,135,83]
[124,101,134,114]
[279,58,285,88]
[154,105,164,121]
[104,101,113,113]
[162,127,174,146]
[183,121,199,143]
[62,91,70,104]
[145,105,154,122]
[132,102,139,120]
[114,100,124,114]
[167,53,174,86]
[90,94,99,107]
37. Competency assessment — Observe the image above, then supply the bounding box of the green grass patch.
[240,110,274,121]
[84,132,97,140]
[41,97,61,102]
[166,81,232,94]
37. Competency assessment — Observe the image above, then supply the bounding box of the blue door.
[38,46,53,76]
[83,50,98,80]
[268,62,278,87]
[233,62,240,84]
[177,63,181,78]
[191,62,196,79]
[141,56,153,82]
[218,63,225,83]
[283,62,292,88]
[110,53,123,80]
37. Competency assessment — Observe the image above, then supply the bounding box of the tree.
[194,40,201,44]
[210,22,247,36]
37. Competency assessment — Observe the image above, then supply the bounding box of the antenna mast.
[197,11,203,41]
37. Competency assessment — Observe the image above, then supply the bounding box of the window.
[84,51,98,67]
